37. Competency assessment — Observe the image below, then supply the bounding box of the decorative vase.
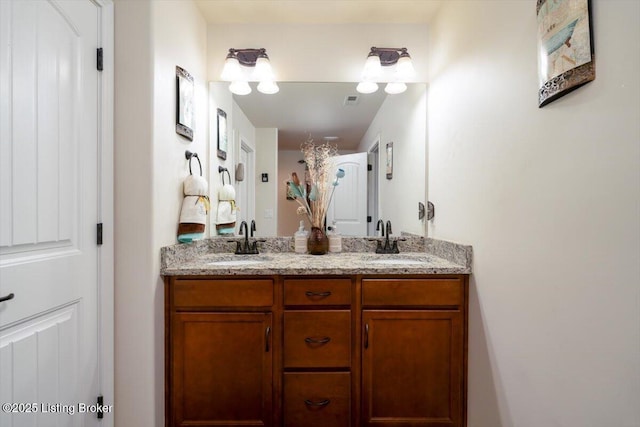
[308,227,329,255]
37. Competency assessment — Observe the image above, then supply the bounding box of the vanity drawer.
[172,279,273,308]
[284,372,350,427]
[362,278,463,307]
[284,311,351,368]
[284,278,351,306]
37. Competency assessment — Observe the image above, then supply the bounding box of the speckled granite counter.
[161,236,472,276]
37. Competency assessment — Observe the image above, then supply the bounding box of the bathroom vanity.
[162,238,471,427]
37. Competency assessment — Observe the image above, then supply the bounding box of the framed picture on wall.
[537,0,595,107]
[386,142,393,180]
[217,108,228,160]
[175,66,194,140]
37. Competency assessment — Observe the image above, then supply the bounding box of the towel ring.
[185,150,202,176]
[218,166,231,185]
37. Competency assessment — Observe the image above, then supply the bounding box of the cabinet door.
[171,312,273,427]
[362,311,464,427]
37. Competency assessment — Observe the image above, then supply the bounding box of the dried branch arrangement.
[286,137,344,229]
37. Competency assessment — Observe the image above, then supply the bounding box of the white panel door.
[0,0,101,425]
[326,152,368,236]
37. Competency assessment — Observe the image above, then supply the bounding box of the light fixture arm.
[227,48,269,66]
[369,47,410,66]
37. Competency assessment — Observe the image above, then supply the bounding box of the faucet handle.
[249,239,267,254]
[228,240,242,254]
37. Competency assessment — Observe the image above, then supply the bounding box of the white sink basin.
[207,257,271,267]
[366,258,426,266]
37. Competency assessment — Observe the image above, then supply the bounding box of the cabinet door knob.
[304,290,332,298]
[265,326,271,352]
[304,336,331,345]
[364,323,369,349]
[304,399,330,407]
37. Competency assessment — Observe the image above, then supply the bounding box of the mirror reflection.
[210,82,427,238]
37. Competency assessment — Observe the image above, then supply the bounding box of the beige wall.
[428,1,640,426]
[115,0,207,425]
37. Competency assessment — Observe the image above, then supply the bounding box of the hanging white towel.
[216,183,238,234]
[178,174,210,242]
[184,174,208,196]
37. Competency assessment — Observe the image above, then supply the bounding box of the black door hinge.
[96,395,104,419]
[367,216,372,223]
[367,164,372,171]
[97,223,103,245]
[97,48,103,71]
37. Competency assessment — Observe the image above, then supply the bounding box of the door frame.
[239,136,256,229]
[95,0,114,424]
[367,136,381,236]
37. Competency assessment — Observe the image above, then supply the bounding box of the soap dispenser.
[294,221,308,254]
[328,221,342,253]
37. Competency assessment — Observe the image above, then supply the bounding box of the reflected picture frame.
[217,108,228,160]
[386,142,393,180]
[537,0,595,107]
[175,66,194,140]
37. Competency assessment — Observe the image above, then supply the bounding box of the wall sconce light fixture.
[221,48,279,95]
[357,47,415,95]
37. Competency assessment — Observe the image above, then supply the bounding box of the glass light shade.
[229,81,251,95]
[254,57,274,81]
[257,80,279,94]
[220,56,241,81]
[384,82,407,94]
[361,54,382,80]
[356,81,379,94]
[396,55,415,80]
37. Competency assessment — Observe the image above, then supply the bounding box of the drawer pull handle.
[304,336,331,345]
[265,326,271,352]
[304,399,330,407]
[364,323,369,349]
[305,291,332,298]
[0,293,14,303]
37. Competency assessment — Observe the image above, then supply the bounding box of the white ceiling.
[200,1,441,151]
[232,82,388,150]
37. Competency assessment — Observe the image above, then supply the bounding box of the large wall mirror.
[209,82,427,238]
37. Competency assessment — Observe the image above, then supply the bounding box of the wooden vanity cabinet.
[166,277,275,427]
[282,277,354,427]
[165,274,468,427]
[361,277,467,427]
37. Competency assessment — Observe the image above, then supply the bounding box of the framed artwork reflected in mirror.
[217,108,228,160]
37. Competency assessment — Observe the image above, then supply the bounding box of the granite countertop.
[161,236,472,276]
